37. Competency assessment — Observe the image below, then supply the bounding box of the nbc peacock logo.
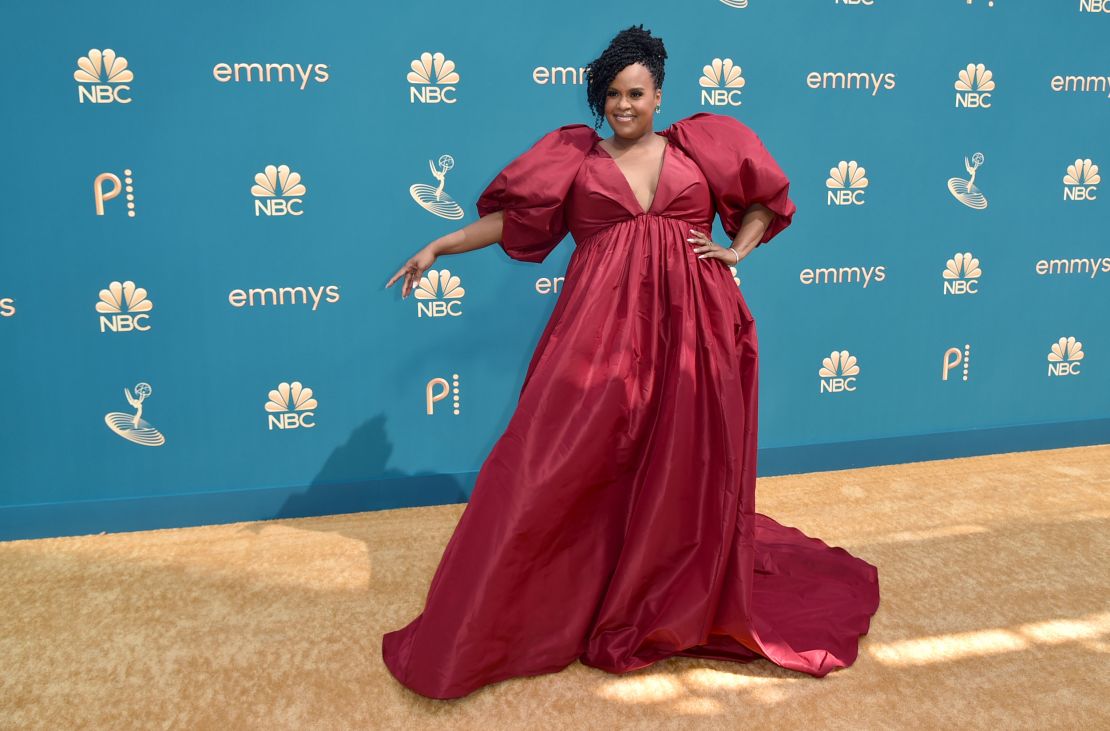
[266,381,317,430]
[252,165,306,216]
[942,252,982,295]
[826,161,869,206]
[413,269,465,318]
[955,63,995,108]
[947,152,988,209]
[75,48,134,104]
[1047,337,1084,377]
[942,344,971,381]
[1063,158,1100,201]
[410,155,464,220]
[97,280,153,333]
[699,58,745,107]
[819,350,859,393]
[408,52,459,104]
[105,383,165,446]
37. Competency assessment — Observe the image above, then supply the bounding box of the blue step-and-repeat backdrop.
[2,1,1107,540]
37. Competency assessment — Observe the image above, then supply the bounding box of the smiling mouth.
[614,114,635,121]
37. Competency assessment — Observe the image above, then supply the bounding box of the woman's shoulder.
[533,123,602,152]
[663,111,760,140]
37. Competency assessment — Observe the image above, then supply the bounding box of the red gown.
[382,112,880,699]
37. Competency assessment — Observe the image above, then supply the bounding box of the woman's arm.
[430,210,504,256]
[728,204,774,260]
[386,211,506,298]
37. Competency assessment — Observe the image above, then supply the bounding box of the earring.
[655,105,661,112]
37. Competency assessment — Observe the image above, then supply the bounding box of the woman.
[382,25,880,700]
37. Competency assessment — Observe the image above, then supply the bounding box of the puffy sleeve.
[664,112,796,246]
[476,124,596,263]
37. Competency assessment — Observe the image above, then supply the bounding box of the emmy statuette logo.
[827,161,869,206]
[105,383,165,446]
[948,153,988,209]
[253,165,306,216]
[94,169,136,217]
[97,280,153,333]
[942,344,971,381]
[426,375,461,415]
[413,270,465,317]
[75,48,133,104]
[819,350,860,393]
[410,155,465,220]
[699,58,745,107]
[408,52,459,104]
[266,382,317,430]
[1047,337,1084,377]
[943,252,982,295]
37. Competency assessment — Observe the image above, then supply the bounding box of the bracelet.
[730,248,739,264]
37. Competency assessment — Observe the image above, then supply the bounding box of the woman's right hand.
[385,244,439,299]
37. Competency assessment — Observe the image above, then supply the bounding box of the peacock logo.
[413,269,465,318]
[97,280,153,333]
[426,374,461,416]
[75,48,134,104]
[266,381,317,430]
[1047,337,1084,377]
[826,161,869,206]
[819,350,860,393]
[942,252,982,296]
[252,164,306,216]
[699,58,745,107]
[1063,158,1100,201]
[408,52,459,104]
[93,169,136,217]
[942,344,971,382]
[955,63,995,108]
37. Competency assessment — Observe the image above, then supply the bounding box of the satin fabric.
[382,112,880,699]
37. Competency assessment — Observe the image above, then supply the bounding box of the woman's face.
[604,62,662,138]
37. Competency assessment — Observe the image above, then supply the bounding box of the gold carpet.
[2,444,1108,730]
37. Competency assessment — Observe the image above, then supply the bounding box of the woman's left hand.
[687,229,743,265]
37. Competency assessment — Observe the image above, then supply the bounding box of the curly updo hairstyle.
[585,24,668,131]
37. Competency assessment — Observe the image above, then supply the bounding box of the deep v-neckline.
[595,135,669,215]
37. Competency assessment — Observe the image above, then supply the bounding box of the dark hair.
[585,24,667,131]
